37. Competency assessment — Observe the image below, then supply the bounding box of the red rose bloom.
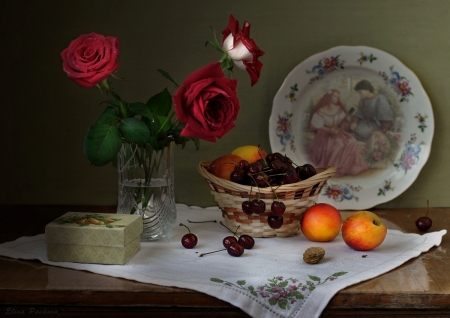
[61,32,120,88]
[173,62,240,142]
[222,15,264,86]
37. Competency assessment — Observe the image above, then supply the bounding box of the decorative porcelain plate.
[269,46,434,210]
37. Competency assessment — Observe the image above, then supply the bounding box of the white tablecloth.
[0,204,446,318]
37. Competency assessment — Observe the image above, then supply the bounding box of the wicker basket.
[197,161,336,238]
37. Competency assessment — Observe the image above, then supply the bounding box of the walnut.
[303,247,325,264]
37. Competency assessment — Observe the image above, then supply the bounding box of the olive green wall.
[1,0,449,208]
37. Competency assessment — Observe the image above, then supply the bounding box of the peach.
[209,154,244,180]
[342,211,387,251]
[301,203,342,242]
[231,145,267,164]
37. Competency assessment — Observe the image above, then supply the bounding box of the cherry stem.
[179,223,191,233]
[257,144,267,165]
[426,200,429,217]
[219,221,240,237]
[248,174,262,200]
[187,219,217,223]
[263,179,280,201]
[199,248,226,257]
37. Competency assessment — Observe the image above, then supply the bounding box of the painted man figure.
[349,79,393,140]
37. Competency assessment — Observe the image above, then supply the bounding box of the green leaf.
[279,281,288,288]
[278,299,288,310]
[157,69,179,88]
[236,280,246,286]
[142,116,162,136]
[332,271,348,277]
[291,291,304,299]
[83,124,122,166]
[157,115,171,132]
[268,298,278,306]
[129,102,154,120]
[192,137,200,150]
[210,278,224,283]
[119,118,151,144]
[147,136,158,150]
[308,275,321,282]
[100,100,121,107]
[206,26,225,53]
[96,106,118,124]
[147,88,172,116]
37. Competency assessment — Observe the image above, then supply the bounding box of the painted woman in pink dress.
[308,89,369,177]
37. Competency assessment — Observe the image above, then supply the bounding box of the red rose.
[173,62,240,142]
[61,32,120,88]
[222,15,264,86]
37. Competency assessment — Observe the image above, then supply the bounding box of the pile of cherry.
[180,222,254,257]
[230,152,317,230]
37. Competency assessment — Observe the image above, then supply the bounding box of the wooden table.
[0,205,449,317]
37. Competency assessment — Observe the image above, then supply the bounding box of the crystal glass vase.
[116,142,176,241]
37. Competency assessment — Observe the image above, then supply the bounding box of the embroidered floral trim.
[211,272,347,310]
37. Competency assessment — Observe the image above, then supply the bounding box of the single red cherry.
[223,235,238,249]
[268,215,283,229]
[227,242,245,257]
[230,168,247,184]
[282,167,300,184]
[251,172,270,188]
[248,162,263,174]
[251,199,266,215]
[238,235,255,249]
[416,200,432,232]
[416,217,432,232]
[179,223,198,249]
[242,200,253,215]
[238,159,250,171]
[297,164,317,180]
[271,201,286,216]
[269,160,288,173]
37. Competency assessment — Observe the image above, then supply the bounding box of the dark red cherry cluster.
[230,152,316,187]
[200,222,255,257]
[233,152,317,230]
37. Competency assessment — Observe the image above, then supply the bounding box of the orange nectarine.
[209,154,244,180]
[341,211,387,251]
[301,203,342,242]
[231,145,267,164]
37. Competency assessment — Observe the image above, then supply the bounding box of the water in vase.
[117,178,176,241]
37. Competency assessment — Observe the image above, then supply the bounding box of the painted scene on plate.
[301,74,404,178]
